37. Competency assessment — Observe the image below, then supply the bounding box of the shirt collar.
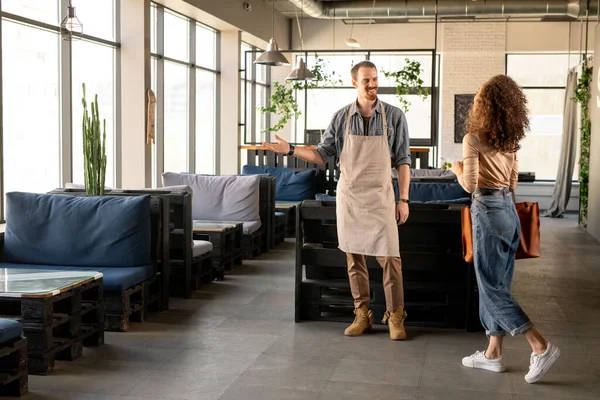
[351,98,382,116]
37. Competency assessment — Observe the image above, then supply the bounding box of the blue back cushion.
[4,192,152,267]
[392,181,470,203]
[242,165,316,201]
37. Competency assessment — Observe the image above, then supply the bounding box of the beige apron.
[336,102,400,258]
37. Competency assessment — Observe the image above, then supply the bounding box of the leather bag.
[461,201,540,263]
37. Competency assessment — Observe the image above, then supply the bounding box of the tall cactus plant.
[81,83,107,196]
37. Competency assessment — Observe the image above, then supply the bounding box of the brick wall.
[440,23,507,164]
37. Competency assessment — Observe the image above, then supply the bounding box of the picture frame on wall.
[454,94,475,143]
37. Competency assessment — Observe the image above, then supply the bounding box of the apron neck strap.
[346,100,389,138]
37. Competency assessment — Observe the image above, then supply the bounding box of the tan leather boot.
[382,306,407,340]
[344,306,374,337]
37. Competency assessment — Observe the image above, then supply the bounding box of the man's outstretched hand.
[262,135,290,155]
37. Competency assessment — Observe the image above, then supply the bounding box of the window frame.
[505,52,585,183]
[240,48,440,147]
[0,0,121,222]
[241,43,271,144]
[150,2,220,187]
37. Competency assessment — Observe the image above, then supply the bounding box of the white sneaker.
[462,350,506,372]
[524,342,561,384]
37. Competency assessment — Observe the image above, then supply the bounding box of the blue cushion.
[0,262,153,292]
[392,181,470,203]
[316,193,336,201]
[4,192,152,268]
[0,318,22,344]
[242,165,316,201]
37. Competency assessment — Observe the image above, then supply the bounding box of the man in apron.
[263,61,411,340]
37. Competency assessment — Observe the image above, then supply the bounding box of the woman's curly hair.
[466,75,530,153]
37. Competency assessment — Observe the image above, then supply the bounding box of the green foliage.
[381,59,429,113]
[573,65,592,228]
[440,158,452,170]
[81,83,107,196]
[259,54,342,134]
[259,81,301,133]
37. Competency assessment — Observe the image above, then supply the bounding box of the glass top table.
[0,268,103,298]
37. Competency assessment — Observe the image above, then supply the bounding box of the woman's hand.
[262,135,290,155]
[450,160,464,175]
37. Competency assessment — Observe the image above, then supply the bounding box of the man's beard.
[365,88,377,100]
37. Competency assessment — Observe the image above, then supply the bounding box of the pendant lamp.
[255,1,289,66]
[60,0,83,41]
[286,0,314,81]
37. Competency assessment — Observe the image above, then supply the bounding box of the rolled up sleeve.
[392,111,411,167]
[316,111,340,160]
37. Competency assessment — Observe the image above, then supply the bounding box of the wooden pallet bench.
[0,335,28,397]
[0,270,104,375]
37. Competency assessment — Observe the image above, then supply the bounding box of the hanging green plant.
[259,54,342,134]
[381,58,429,113]
[573,64,593,228]
[258,81,301,133]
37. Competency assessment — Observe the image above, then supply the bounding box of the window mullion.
[60,5,73,187]
[155,5,165,187]
[188,21,196,174]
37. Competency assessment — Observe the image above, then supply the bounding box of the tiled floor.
[14,214,600,399]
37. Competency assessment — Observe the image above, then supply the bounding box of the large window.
[150,3,219,186]
[506,53,583,181]
[1,1,119,220]
[242,50,438,146]
[240,42,270,145]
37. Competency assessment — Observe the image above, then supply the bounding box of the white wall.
[121,0,152,189]
[587,24,600,240]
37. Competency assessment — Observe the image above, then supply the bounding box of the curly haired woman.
[451,75,560,383]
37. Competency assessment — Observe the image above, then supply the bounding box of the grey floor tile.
[576,336,600,354]
[243,352,341,382]
[235,374,328,392]
[157,349,261,374]
[320,381,417,399]
[219,383,320,400]
[27,363,154,396]
[510,371,600,399]
[123,370,238,400]
[330,358,421,387]
[183,331,279,353]
[417,387,512,400]
[420,362,512,394]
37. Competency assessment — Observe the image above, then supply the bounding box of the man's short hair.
[351,61,377,81]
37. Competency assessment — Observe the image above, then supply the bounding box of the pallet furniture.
[37,190,169,331]
[0,269,104,375]
[108,188,214,298]
[162,173,273,260]
[295,200,481,331]
[0,319,27,396]
[193,221,241,280]
[275,201,302,239]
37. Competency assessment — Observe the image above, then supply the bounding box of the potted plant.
[81,83,107,195]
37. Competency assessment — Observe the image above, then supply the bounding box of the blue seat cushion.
[242,165,316,201]
[315,193,336,201]
[0,318,22,344]
[3,192,151,268]
[0,262,153,292]
[392,181,470,203]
